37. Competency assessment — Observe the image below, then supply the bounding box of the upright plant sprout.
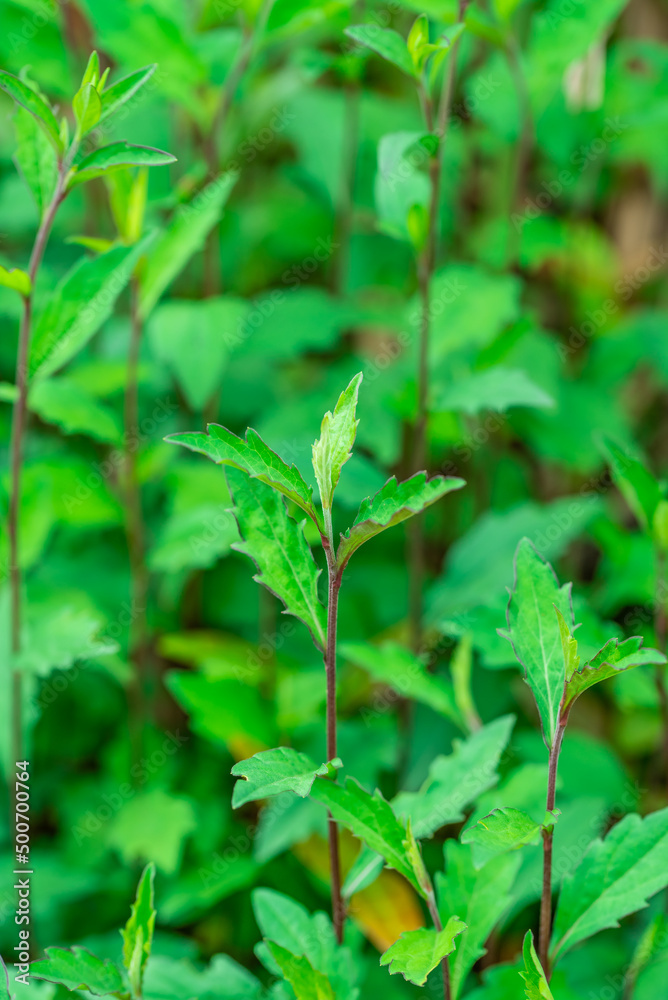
[167,372,465,946]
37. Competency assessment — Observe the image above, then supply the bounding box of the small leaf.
[121,862,156,998]
[0,70,62,151]
[13,106,58,218]
[264,942,335,1000]
[231,748,342,808]
[30,947,125,996]
[310,777,421,894]
[0,265,31,297]
[521,931,554,999]
[602,436,661,531]
[70,141,176,187]
[562,633,666,720]
[551,808,668,964]
[451,634,482,733]
[336,472,465,569]
[80,50,100,88]
[380,917,466,986]
[106,167,148,245]
[72,83,102,139]
[341,640,463,726]
[345,24,417,77]
[167,423,321,530]
[227,467,326,649]
[407,14,429,65]
[502,539,574,749]
[312,372,362,513]
[461,807,543,853]
[98,64,156,125]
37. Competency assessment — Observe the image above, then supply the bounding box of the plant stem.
[324,531,344,943]
[505,36,533,263]
[408,21,464,654]
[8,167,66,790]
[539,722,565,976]
[426,891,452,1000]
[123,277,151,758]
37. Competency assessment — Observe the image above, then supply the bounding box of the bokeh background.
[1,0,668,996]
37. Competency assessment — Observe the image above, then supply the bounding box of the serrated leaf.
[231,748,341,808]
[70,142,176,187]
[226,467,326,649]
[309,777,421,893]
[551,808,668,965]
[30,946,125,996]
[121,862,156,998]
[265,942,335,1000]
[393,716,515,839]
[72,83,102,138]
[336,472,465,569]
[30,239,149,380]
[98,65,156,126]
[561,633,666,719]
[502,539,573,749]
[167,423,320,530]
[380,917,466,986]
[345,24,417,77]
[602,436,661,531]
[0,265,30,297]
[521,931,554,999]
[13,106,57,219]
[461,807,543,853]
[312,372,362,513]
[139,172,237,318]
[437,841,520,999]
[341,641,462,726]
[0,70,62,151]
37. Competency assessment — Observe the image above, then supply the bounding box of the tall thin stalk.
[408,12,465,653]
[505,37,533,263]
[123,277,151,756]
[323,520,344,943]
[426,892,453,1000]
[539,722,565,976]
[8,162,68,786]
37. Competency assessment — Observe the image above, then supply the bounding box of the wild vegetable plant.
[166,371,465,946]
[0,53,174,783]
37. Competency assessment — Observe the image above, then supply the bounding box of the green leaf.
[30,240,149,380]
[312,372,362,513]
[310,777,421,893]
[139,172,238,318]
[264,942,335,1000]
[380,917,466,987]
[227,467,326,649]
[0,70,62,151]
[70,141,176,187]
[106,167,148,245]
[436,841,520,999]
[0,265,30,297]
[29,377,122,443]
[80,50,100,89]
[461,808,544,853]
[30,946,125,996]
[231,747,341,808]
[168,424,321,530]
[602,436,662,531]
[561,632,666,720]
[107,790,196,876]
[98,65,156,126]
[434,367,554,415]
[147,297,248,411]
[341,641,463,726]
[121,862,156,998]
[72,83,102,139]
[521,931,554,999]
[345,24,417,77]
[13,106,57,219]
[451,634,482,733]
[342,846,385,899]
[551,808,668,965]
[501,539,573,749]
[336,472,465,569]
[394,716,515,839]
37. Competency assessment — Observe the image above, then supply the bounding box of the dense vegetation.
[1,0,668,997]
